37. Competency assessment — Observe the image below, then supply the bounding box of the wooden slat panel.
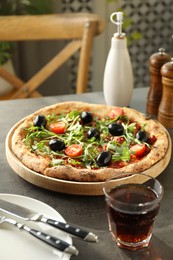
[76,21,97,93]
[0,14,104,41]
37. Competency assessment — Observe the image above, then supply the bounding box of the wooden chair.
[0,13,104,100]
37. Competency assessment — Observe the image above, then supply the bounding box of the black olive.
[81,111,93,124]
[33,115,47,127]
[49,139,65,152]
[87,128,100,140]
[108,122,124,136]
[136,131,148,142]
[96,151,112,167]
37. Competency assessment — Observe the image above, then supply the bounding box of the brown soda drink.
[103,173,163,251]
[107,184,159,248]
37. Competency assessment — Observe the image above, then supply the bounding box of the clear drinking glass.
[103,172,164,251]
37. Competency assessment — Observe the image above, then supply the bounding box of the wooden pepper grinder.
[158,58,173,128]
[146,48,171,116]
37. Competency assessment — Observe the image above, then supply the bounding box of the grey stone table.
[0,88,173,260]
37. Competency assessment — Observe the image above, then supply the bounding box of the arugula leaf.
[51,158,65,166]
[31,140,50,155]
[111,145,131,162]
[23,110,150,168]
[122,122,136,144]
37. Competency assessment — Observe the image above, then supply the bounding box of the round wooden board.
[5,119,172,196]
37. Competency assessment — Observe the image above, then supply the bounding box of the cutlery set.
[0,199,98,256]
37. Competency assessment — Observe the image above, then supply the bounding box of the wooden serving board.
[5,119,172,196]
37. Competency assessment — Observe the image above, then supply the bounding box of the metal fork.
[0,215,78,256]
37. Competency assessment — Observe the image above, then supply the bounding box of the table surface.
[1,88,173,260]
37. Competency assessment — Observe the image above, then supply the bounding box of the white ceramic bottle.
[103,12,133,107]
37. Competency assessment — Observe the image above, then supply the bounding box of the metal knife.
[0,199,98,242]
[0,215,78,256]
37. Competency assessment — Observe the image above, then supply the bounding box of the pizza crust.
[12,117,50,173]
[11,101,169,182]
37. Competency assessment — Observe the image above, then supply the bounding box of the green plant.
[121,12,142,45]
[107,0,142,45]
[0,0,53,15]
[0,0,54,65]
[0,42,14,65]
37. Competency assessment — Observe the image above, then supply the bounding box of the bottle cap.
[110,11,125,37]
[150,48,171,69]
[161,58,173,79]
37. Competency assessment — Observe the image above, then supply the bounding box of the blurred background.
[0,0,173,96]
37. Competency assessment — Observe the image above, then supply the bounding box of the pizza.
[11,101,169,182]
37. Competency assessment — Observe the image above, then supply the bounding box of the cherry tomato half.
[109,107,124,119]
[50,121,66,134]
[130,144,146,156]
[65,144,83,157]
